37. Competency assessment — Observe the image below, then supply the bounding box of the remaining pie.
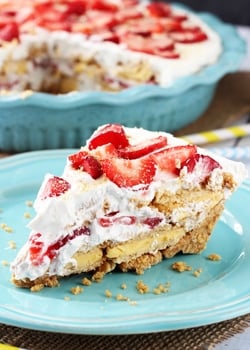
[11,124,247,289]
[0,0,222,93]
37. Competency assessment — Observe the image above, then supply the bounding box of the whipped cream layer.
[11,126,247,281]
[0,3,222,92]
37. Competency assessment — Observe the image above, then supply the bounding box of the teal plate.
[0,150,250,335]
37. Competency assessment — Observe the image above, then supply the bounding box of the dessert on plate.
[0,0,222,93]
[11,124,247,289]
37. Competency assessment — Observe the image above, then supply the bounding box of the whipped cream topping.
[0,3,222,91]
[11,126,247,280]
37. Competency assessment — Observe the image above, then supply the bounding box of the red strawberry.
[101,157,156,188]
[120,32,177,57]
[90,0,118,12]
[117,18,165,36]
[146,2,171,17]
[180,153,222,182]
[151,145,197,174]
[69,151,103,179]
[45,226,90,260]
[29,233,44,265]
[118,135,167,159]
[170,27,208,43]
[29,226,90,264]
[115,7,143,24]
[88,124,129,150]
[68,150,88,169]
[64,0,87,15]
[81,155,103,179]
[0,22,19,41]
[40,176,71,199]
[91,142,118,159]
[98,215,136,227]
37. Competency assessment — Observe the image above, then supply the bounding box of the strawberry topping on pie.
[68,124,222,188]
[0,0,209,59]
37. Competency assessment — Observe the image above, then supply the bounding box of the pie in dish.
[11,124,247,289]
[0,0,222,93]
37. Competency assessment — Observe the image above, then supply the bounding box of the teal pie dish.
[0,7,246,152]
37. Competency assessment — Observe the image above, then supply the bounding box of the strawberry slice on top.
[118,135,167,159]
[180,153,222,182]
[69,150,103,179]
[88,124,129,150]
[151,144,197,174]
[101,157,156,188]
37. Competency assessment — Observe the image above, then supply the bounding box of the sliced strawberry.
[91,143,118,159]
[146,2,171,17]
[118,135,167,159]
[115,7,143,23]
[154,49,179,59]
[45,226,90,260]
[64,0,87,15]
[170,14,188,22]
[88,124,129,150]
[170,27,208,43]
[37,20,72,31]
[29,233,44,265]
[90,0,119,12]
[180,153,222,182]
[101,157,156,188]
[120,33,174,56]
[160,18,183,32]
[142,217,163,228]
[40,176,71,199]
[98,215,136,227]
[68,150,89,169]
[81,155,103,179]
[117,17,165,36]
[29,226,90,264]
[86,11,117,31]
[152,145,197,174]
[69,151,102,179]
[0,22,19,41]
[96,30,120,43]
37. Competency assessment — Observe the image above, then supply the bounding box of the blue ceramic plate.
[0,150,249,335]
[0,4,246,152]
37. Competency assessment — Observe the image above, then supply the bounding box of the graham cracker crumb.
[64,296,71,301]
[71,286,83,295]
[24,212,32,219]
[193,268,203,277]
[171,261,192,272]
[105,289,112,298]
[116,293,129,301]
[8,240,16,249]
[1,223,13,233]
[30,284,44,292]
[92,271,105,282]
[207,253,221,261]
[82,277,92,286]
[1,260,9,266]
[121,283,127,290]
[153,282,170,295]
[25,200,33,207]
[136,280,149,294]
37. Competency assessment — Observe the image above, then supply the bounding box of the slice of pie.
[11,124,247,289]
